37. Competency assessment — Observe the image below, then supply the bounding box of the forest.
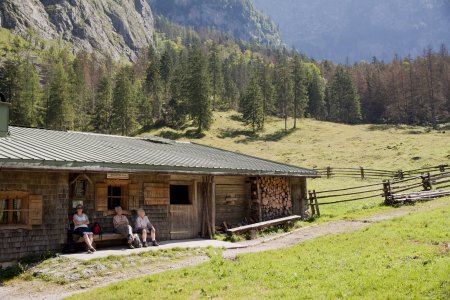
[0,16,449,136]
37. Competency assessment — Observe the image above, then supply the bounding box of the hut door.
[169,182,197,240]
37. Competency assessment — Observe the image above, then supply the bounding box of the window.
[0,192,30,225]
[108,185,124,210]
[170,185,191,205]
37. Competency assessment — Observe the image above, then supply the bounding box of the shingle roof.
[0,126,317,177]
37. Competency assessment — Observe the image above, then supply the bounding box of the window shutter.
[144,183,170,205]
[29,195,43,225]
[128,184,140,210]
[95,183,108,211]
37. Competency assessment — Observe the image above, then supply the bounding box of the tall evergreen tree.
[145,48,163,122]
[167,50,189,129]
[111,67,138,135]
[241,72,264,133]
[292,55,308,128]
[275,60,294,132]
[70,52,91,131]
[328,67,362,124]
[208,42,224,110]
[43,54,74,130]
[187,46,212,133]
[92,75,113,133]
[305,63,327,120]
[258,62,275,123]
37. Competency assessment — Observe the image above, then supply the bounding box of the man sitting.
[135,208,159,247]
[113,206,137,249]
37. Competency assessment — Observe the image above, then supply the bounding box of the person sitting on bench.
[73,204,96,254]
[135,208,159,247]
[113,206,136,249]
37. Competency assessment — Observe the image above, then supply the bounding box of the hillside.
[0,0,155,61]
[150,0,281,46]
[253,0,450,62]
[143,111,450,171]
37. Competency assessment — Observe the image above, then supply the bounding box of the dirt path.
[1,200,447,300]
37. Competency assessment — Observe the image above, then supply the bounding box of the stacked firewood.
[258,177,292,221]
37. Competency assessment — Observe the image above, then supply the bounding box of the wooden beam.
[211,176,216,235]
[226,215,301,235]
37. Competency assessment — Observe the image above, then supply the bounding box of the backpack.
[91,222,102,238]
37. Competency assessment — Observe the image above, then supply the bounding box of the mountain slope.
[0,0,155,61]
[253,0,450,62]
[150,0,281,46]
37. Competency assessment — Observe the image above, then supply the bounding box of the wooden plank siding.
[215,182,251,227]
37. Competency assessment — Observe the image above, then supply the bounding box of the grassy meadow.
[144,111,450,221]
[67,199,450,300]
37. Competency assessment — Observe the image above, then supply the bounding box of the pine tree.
[328,67,362,124]
[92,75,113,133]
[292,55,308,128]
[187,46,212,134]
[111,67,138,135]
[258,62,275,123]
[167,50,189,129]
[305,63,327,120]
[43,53,74,130]
[70,52,91,131]
[275,60,294,132]
[145,48,163,122]
[208,42,224,110]
[241,72,264,133]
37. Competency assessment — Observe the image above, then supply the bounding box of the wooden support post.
[396,170,404,179]
[421,172,432,191]
[308,190,316,216]
[256,177,262,222]
[383,180,392,204]
[211,176,216,235]
[439,165,445,173]
[326,166,332,179]
[360,167,365,180]
[313,190,320,216]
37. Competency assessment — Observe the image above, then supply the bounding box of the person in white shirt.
[134,208,159,247]
[73,204,95,253]
[113,206,138,249]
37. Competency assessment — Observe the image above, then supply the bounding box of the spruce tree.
[305,63,326,120]
[70,52,91,131]
[241,72,264,133]
[145,48,163,122]
[275,60,294,132]
[43,55,74,130]
[167,50,189,129]
[329,67,362,124]
[111,67,138,135]
[187,46,212,134]
[292,55,308,128]
[258,62,275,123]
[208,42,224,110]
[92,75,113,133]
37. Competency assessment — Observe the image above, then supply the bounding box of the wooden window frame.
[0,191,30,229]
[105,180,129,213]
[169,180,195,206]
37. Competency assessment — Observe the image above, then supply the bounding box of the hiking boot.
[128,243,135,249]
[142,242,148,248]
[152,240,159,247]
[87,249,93,254]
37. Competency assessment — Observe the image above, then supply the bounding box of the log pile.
[251,177,292,221]
[390,189,450,204]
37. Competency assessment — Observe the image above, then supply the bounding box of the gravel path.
[1,200,447,300]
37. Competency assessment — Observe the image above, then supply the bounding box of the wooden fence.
[308,171,450,216]
[313,164,448,180]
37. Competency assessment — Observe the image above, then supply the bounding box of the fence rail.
[314,164,448,180]
[308,171,450,216]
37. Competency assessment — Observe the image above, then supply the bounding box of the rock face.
[253,0,450,62]
[150,0,281,46]
[0,0,155,61]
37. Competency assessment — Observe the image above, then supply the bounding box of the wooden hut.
[0,101,317,263]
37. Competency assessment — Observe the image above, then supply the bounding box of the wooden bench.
[73,233,127,243]
[226,215,301,236]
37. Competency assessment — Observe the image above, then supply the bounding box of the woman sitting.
[73,204,96,253]
[134,208,159,247]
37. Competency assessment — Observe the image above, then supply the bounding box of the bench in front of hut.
[226,215,301,238]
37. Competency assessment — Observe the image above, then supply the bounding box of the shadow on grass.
[0,251,55,282]
[157,130,185,140]
[236,128,298,144]
[366,124,403,131]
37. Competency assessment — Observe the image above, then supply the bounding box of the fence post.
[421,172,432,191]
[383,180,392,204]
[439,165,445,173]
[360,167,365,180]
[326,167,332,179]
[308,190,316,216]
[396,170,404,179]
[313,190,320,216]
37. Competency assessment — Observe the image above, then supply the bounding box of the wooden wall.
[215,176,251,227]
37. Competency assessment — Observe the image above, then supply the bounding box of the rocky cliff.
[0,0,155,61]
